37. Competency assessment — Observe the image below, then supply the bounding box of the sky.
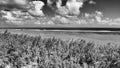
[0,0,120,25]
[42,0,120,19]
[0,0,120,19]
[79,0,120,19]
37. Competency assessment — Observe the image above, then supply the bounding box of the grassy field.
[0,29,120,43]
[0,29,120,68]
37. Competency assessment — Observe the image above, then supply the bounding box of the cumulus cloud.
[114,18,120,22]
[107,18,120,25]
[95,15,102,23]
[66,0,84,16]
[84,11,112,24]
[89,0,96,4]
[28,1,45,17]
[95,11,103,16]
[93,11,114,24]
[56,6,69,16]
[1,10,18,20]
[51,15,70,24]
[47,0,87,17]
[0,0,46,21]
[2,0,115,25]
[0,0,89,19]
[85,13,91,18]
[94,11,103,23]
[47,0,61,9]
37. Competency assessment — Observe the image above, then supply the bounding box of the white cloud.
[66,0,83,16]
[47,0,85,16]
[47,20,54,24]
[52,15,70,24]
[107,18,120,25]
[28,1,45,17]
[93,11,103,23]
[83,11,114,24]
[0,0,45,18]
[95,15,102,23]
[57,6,69,16]
[1,10,18,20]
[114,18,120,22]
[95,11,103,17]
[85,13,91,18]
[89,0,96,4]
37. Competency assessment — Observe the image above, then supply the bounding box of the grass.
[0,29,120,43]
[0,30,120,68]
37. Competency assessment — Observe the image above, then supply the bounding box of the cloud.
[95,11,103,16]
[84,11,112,24]
[114,18,120,22]
[89,0,96,4]
[51,15,70,24]
[93,11,103,23]
[85,13,91,18]
[1,10,18,20]
[66,0,83,15]
[55,6,68,16]
[47,0,87,16]
[0,0,88,18]
[95,15,102,23]
[28,1,45,17]
[0,0,28,5]
[0,0,46,20]
[0,0,29,10]
[93,11,115,24]
[107,18,120,25]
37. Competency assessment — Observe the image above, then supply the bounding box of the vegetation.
[0,30,120,68]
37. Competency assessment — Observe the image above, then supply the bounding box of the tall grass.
[0,30,120,68]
